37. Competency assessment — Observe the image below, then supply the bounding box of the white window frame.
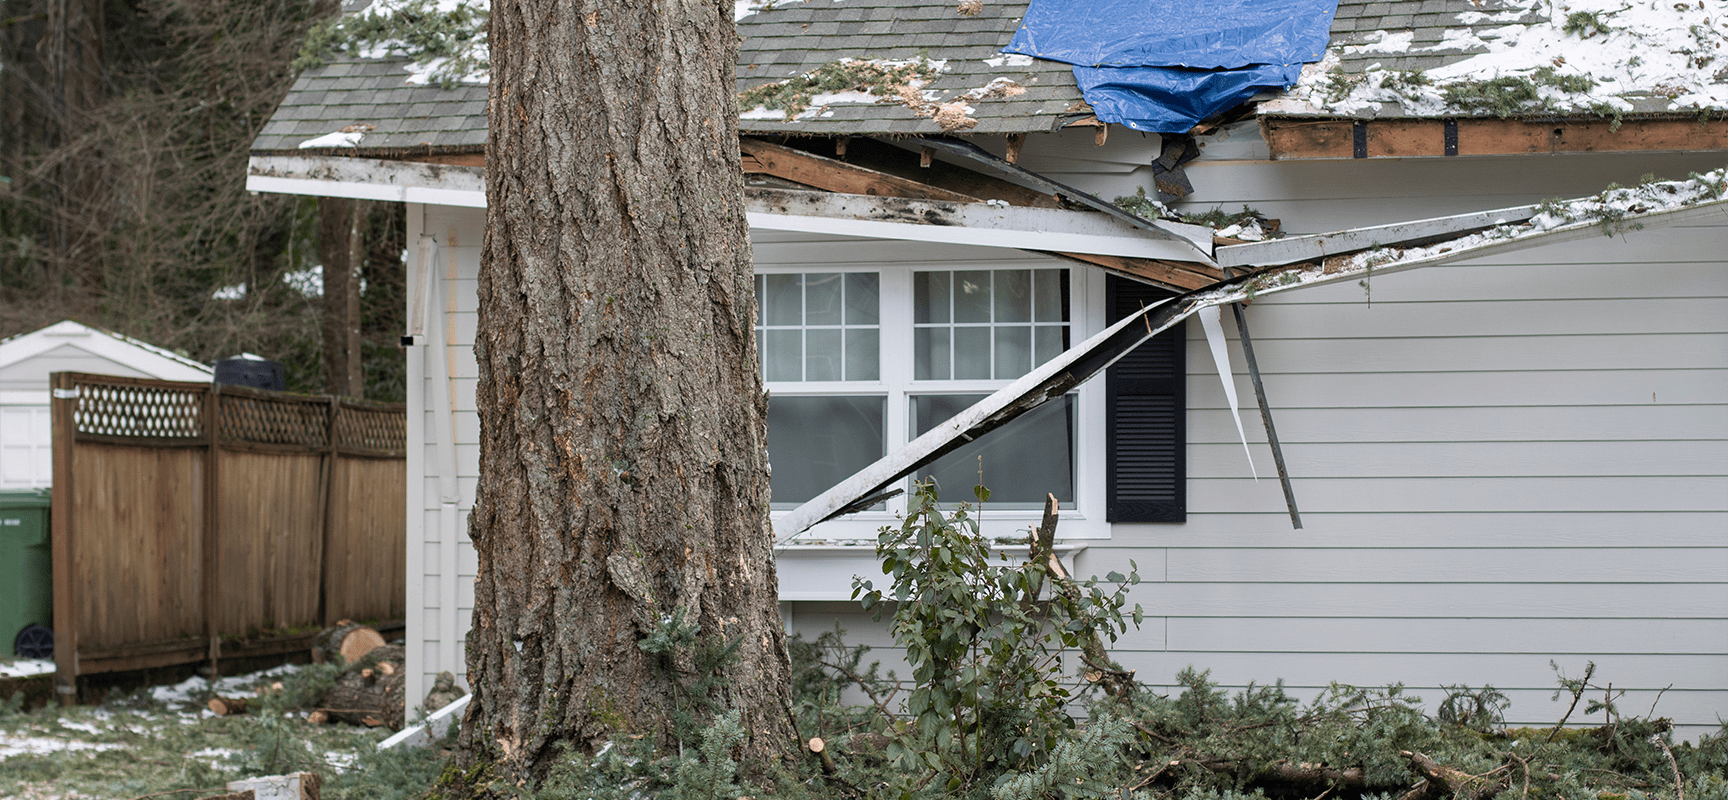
[761,258,1109,542]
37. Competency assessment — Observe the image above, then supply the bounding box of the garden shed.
[0,320,213,488]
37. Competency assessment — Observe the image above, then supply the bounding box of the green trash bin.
[0,488,53,659]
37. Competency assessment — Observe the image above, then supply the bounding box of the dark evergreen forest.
[0,0,405,399]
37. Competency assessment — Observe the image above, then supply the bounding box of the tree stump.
[208,696,250,716]
[318,644,405,730]
[312,621,386,666]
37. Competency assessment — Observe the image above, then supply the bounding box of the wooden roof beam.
[1262,116,1728,160]
[740,138,976,202]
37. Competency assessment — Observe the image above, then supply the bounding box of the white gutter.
[247,155,485,207]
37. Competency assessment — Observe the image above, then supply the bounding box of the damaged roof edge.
[775,193,1728,541]
[744,187,1215,264]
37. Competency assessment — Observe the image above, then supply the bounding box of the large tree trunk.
[458,0,795,784]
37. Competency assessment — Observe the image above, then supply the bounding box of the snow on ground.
[1267,0,1728,116]
[0,659,54,679]
[0,736,122,759]
[148,663,299,708]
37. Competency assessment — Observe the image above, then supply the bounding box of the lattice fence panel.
[333,404,406,455]
[74,383,203,439]
[218,394,327,448]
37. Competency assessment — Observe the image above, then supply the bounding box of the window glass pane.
[993,269,1031,323]
[1034,325,1067,367]
[845,328,879,381]
[805,328,842,381]
[953,327,991,380]
[994,326,1031,378]
[804,272,843,325]
[915,327,949,381]
[1033,269,1067,322]
[953,270,992,323]
[845,273,879,325]
[763,329,802,381]
[764,274,802,326]
[767,395,886,505]
[911,394,1075,507]
[914,271,949,324]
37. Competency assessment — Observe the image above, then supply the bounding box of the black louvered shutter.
[1105,276,1185,522]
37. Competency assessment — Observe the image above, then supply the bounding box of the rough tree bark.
[319,196,364,397]
[457,0,796,784]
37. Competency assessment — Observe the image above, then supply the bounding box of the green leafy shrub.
[853,481,1142,795]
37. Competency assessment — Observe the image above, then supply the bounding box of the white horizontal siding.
[406,204,485,706]
[411,151,1728,740]
[1111,512,1725,547]
[1097,152,1727,737]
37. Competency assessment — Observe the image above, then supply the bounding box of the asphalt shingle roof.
[251,0,1727,154]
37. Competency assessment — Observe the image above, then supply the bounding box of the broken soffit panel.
[744,187,1215,264]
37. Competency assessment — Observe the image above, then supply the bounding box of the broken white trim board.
[777,179,1728,534]
[379,693,470,750]
[1198,305,1257,479]
[226,772,321,800]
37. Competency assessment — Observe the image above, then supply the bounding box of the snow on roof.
[258,0,1728,154]
[1266,0,1728,118]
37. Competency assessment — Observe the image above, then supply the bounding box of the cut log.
[808,737,838,775]
[319,644,406,730]
[313,621,386,665]
[307,709,330,725]
[208,696,250,716]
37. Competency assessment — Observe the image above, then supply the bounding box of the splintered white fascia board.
[1204,197,1728,306]
[246,155,486,207]
[1214,202,1543,269]
[744,188,1216,264]
[775,194,1728,538]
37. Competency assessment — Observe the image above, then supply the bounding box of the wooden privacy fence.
[49,372,405,698]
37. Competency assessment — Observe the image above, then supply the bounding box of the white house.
[0,321,214,488]
[246,0,1728,737]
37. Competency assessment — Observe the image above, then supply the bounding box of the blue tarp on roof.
[1005,0,1339,132]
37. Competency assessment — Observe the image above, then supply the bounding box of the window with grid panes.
[759,266,1186,527]
[909,268,1074,508]
[757,272,886,506]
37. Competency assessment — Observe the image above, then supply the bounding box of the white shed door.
[0,405,53,488]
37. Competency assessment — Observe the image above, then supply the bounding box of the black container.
[213,357,285,391]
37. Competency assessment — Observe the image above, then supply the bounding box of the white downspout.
[410,234,465,689]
